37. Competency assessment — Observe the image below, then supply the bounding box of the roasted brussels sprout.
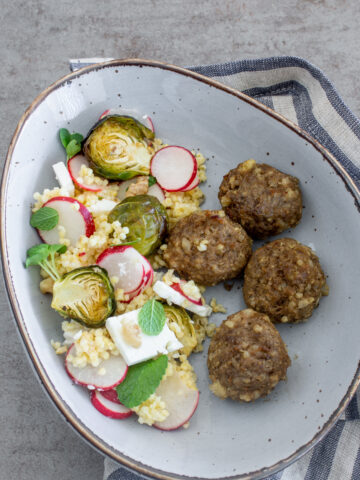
[83,115,155,180]
[164,305,197,356]
[51,265,116,328]
[108,194,167,256]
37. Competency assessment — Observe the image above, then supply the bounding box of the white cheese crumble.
[106,309,183,366]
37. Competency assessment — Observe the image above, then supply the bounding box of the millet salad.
[26,110,223,430]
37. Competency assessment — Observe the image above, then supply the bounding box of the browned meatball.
[208,309,290,402]
[163,210,252,286]
[218,159,302,239]
[243,238,328,323]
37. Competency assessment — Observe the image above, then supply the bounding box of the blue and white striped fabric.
[70,57,360,480]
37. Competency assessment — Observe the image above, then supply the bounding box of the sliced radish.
[68,154,103,192]
[117,179,137,202]
[96,246,154,298]
[65,344,128,390]
[148,183,165,204]
[91,390,133,419]
[150,146,197,192]
[154,370,199,431]
[39,197,95,246]
[170,281,202,306]
[99,108,154,132]
[153,281,212,317]
[101,388,121,404]
[180,174,200,192]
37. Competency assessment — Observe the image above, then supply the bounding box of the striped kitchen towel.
[70,57,360,480]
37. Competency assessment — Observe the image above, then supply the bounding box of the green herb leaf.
[59,128,71,148]
[25,244,52,267]
[66,139,82,159]
[139,299,166,336]
[70,132,83,144]
[48,244,67,255]
[148,175,157,187]
[116,355,168,408]
[30,206,59,230]
[25,243,66,281]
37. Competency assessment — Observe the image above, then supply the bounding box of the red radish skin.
[91,390,133,419]
[170,282,202,306]
[38,196,95,245]
[99,109,110,119]
[150,146,198,192]
[101,388,121,404]
[153,371,199,431]
[68,154,102,192]
[99,108,154,132]
[96,246,154,298]
[180,175,200,192]
[65,344,128,390]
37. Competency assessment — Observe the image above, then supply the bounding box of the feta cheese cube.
[153,281,212,317]
[106,309,183,366]
[52,162,75,195]
[89,199,118,214]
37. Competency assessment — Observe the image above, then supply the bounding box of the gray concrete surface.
[0,0,359,478]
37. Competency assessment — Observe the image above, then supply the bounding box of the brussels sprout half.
[83,115,155,180]
[51,265,116,328]
[108,194,167,256]
[163,305,197,356]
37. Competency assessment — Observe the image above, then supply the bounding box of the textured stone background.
[0,1,359,479]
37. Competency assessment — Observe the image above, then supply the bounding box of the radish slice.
[179,175,200,192]
[153,281,212,317]
[101,388,121,404]
[154,370,199,430]
[150,146,197,192]
[65,344,128,390]
[68,154,103,192]
[117,179,137,201]
[170,281,202,306]
[96,246,153,297]
[39,197,95,246]
[148,183,165,204]
[99,108,154,132]
[91,390,133,419]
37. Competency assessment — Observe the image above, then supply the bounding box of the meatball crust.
[218,159,302,239]
[163,210,252,286]
[207,309,290,402]
[243,238,327,323]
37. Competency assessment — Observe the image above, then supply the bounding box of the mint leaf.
[139,299,165,336]
[66,139,82,159]
[148,175,157,187]
[30,206,59,230]
[116,355,168,408]
[59,128,71,148]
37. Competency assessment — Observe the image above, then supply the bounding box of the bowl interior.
[3,62,360,479]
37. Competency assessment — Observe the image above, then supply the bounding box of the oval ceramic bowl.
[1,59,360,480]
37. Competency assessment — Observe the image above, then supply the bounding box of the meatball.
[218,159,302,239]
[243,238,328,323]
[163,210,252,286]
[207,309,290,402]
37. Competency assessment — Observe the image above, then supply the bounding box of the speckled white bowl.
[1,59,360,480]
